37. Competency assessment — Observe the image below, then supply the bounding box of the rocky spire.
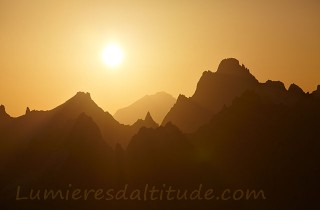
[313,85,320,97]
[0,104,10,118]
[25,107,31,115]
[144,111,159,128]
[145,111,153,122]
[0,105,5,113]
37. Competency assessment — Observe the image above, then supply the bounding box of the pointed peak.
[145,111,153,121]
[0,104,10,118]
[132,111,159,128]
[313,85,320,97]
[288,83,305,95]
[144,111,159,127]
[0,104,5,112]
[25,107,31,115]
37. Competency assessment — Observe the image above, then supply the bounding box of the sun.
[101,43,124,68]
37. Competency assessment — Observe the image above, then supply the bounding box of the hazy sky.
[1,0,320,116]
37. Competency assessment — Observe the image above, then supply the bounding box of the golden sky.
[1,0,320,117]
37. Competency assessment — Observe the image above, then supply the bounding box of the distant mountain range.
[114,92,176,125]
[1,58,320,209]
[0,92,159,149]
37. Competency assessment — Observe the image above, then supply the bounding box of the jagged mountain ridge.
[162,58,260,132]
[1,58,317,140]
[1,58,320,209]
[162,58,310,133]
[0,92,159,150]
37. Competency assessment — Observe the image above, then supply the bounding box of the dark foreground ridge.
[0,58,319,210]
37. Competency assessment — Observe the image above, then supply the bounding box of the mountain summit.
[216,58,256,80]
[145,111,155,123]
[0,92,154,148]
[162,58,259,132]
[132,111,159,129]
[162,58,310,133]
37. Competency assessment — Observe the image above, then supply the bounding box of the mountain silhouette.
[0,92,159,164]
[61,92,161,147]
[0,112,116,207]
[114,92,176,125]
[126,122,194,183]
[162,58,260,132]
[162,58,309,133]
[312,85,320,97]
[50,91,129,146]
[1,58,320,210]
[0,104,11,120]
[191,90,320,209]
[57,113,114,185]
[257,80,288,104]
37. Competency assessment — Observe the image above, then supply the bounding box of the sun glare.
[102,43,124,68]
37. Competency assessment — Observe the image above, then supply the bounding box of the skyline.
[1,0,320,116]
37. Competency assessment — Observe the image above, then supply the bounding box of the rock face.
[162,58,259,133]
[0,105,10,119]
[114,92,176,125]
[312,85,320,97]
